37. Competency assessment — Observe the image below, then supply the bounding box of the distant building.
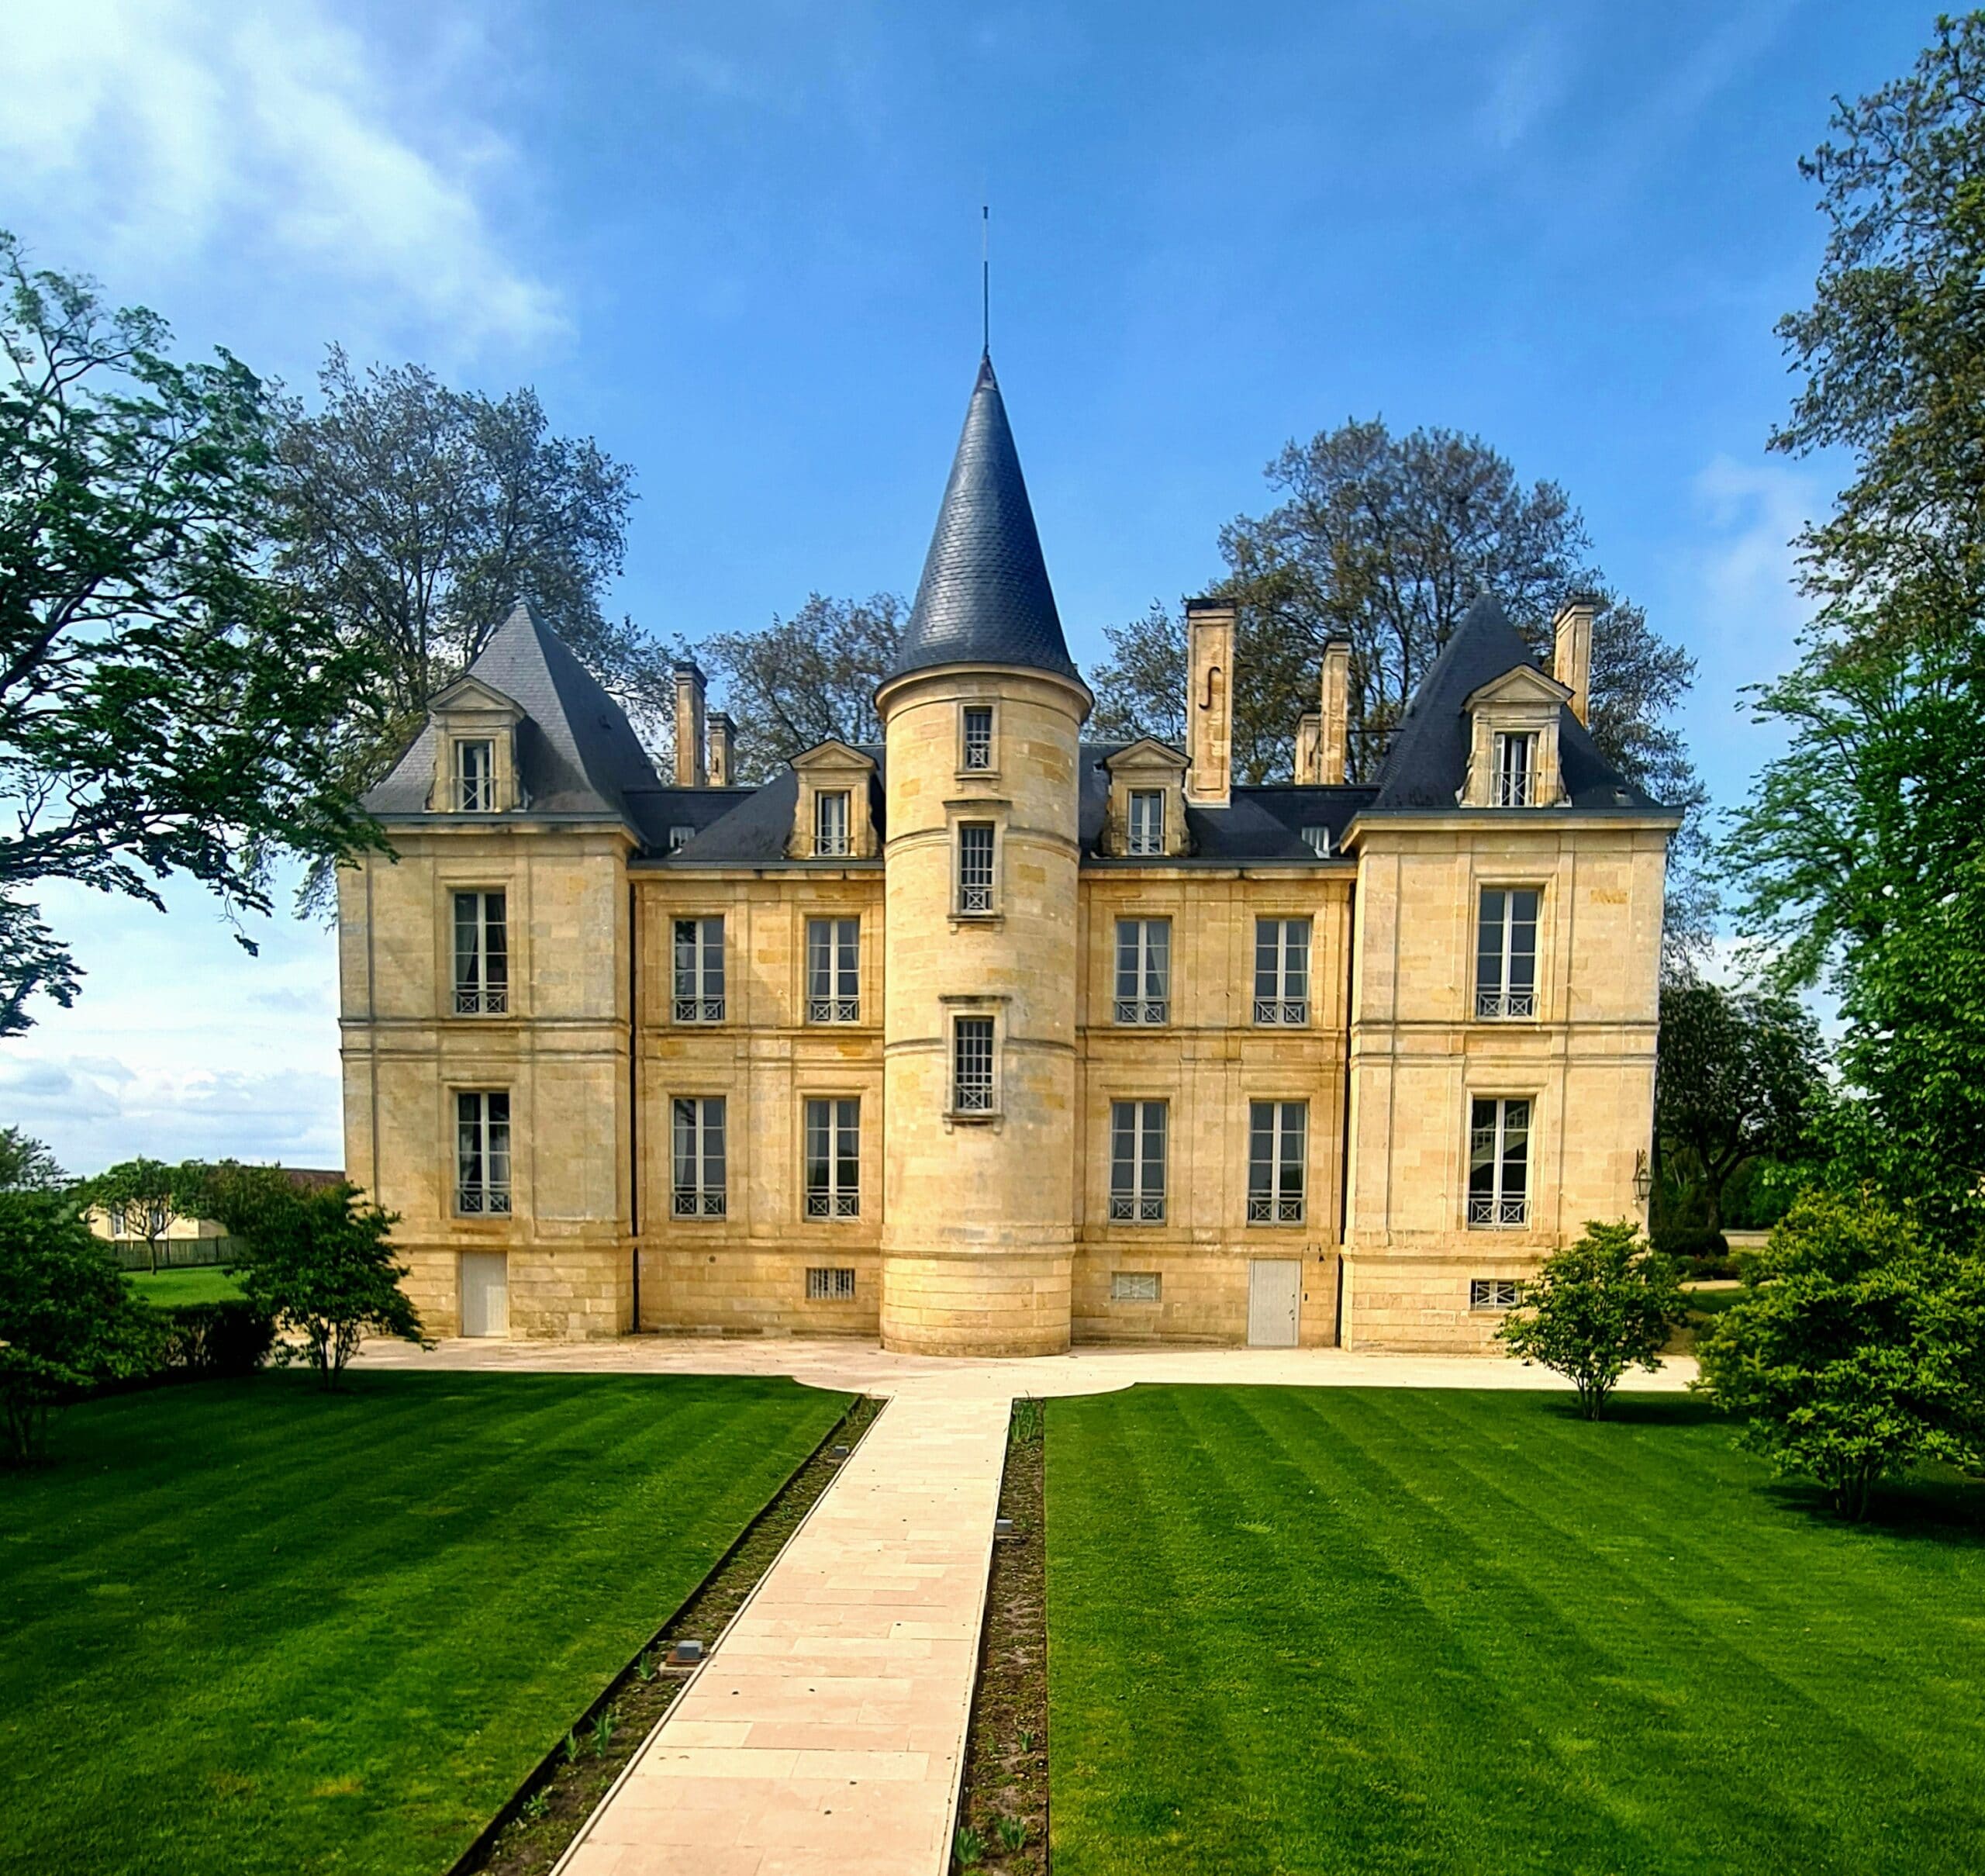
[88,1167,345,1268]
[340,354,1676,1353]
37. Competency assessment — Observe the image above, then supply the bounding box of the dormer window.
[457,739,495,811]
[1127,789,1165,856]
[1493,733,1536,807]
[815,790,851,857]
[961,705,994,772]
[668,825,696,854]
[1301,825,1330,858]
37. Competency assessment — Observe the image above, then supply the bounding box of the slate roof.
[365,600,663,824]
[642,753,888,866]
[884,354,1082,686]
[1368,596,1662,812]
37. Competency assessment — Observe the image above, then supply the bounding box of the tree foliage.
[0,1125,64,1192]
[0,234,387,1032]
[201,1165,423,1387]
[0,1189,152,1462]
[84,1157,205,1274]
[1695,1190,1985,1518]
[696,593,903,780]
[268,350,663,892]
[1656,980,1829,1231]
[1496,1221,1688,1419]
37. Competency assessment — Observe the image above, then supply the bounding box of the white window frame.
[668,824,696,854]
[804,1097,861,1219]
[453,890,509,1016]
[1253,918,1310,1025]
[1301,825,1330,857]
[814,789,851,857]
[806,1266,857,1301]
[673,916,725,1023]
[957,822,996,916]
[1111,1270,1161,1303]
[1247,1100,1307,1225]
[952,1014,996,1114]
[1476,887,1540,1020]
[1470,1277,1521,1311]
[1109,1100,1168,1223]
[456,1090,512,1215]
[1127,788,1165,856]
[1113,917,1170,1025]
[961,703,995,772]
[1493,731,1537,807]
[806,917,860,1023]
[456,738,495,811]
[671,1096,727,1218]
[1469,1097,1531,1228]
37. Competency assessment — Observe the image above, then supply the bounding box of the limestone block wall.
[1340,1254,1531,1353]
[1071,1246,1341,1345]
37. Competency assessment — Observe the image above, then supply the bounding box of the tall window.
[953,1016,995,1112]
[814,789,851,857]
[453,890,509,1015]
[457,739,495,810]
[1127,789,1165,855]
[804,1097,861,1218]
[1476,888,1540,1018]
[1247,1100,1306,1224]
[806,917,860,1022]
[456,1090,511,1214]
[962,704,994,771]
[1254,919,1310,1025]
[1493,732,1536,807]
[1469,1097,1531,1228]
[1109,1100,1167,1222]
[672,1097,727,1216]
[673,917,725,1022]
[958,822,996,914]
[1114,919,1170,1024]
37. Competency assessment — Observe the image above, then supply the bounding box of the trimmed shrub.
[1655,1225,1736,1280]
[150,1300,275,1378]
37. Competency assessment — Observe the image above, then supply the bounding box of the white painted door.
[461,1251,509,1338]
[1248,1258,1300,1348]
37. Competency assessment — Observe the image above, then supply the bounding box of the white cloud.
[1,0,561,351]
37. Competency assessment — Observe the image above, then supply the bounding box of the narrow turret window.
[1253,918,1310,1025]
[804,1097,861,1218]
[1468,1097,1531,1228]
[1247,1101,1306,1224]
[1127,789,1165,855]
[453,891,508,1015]
[1114,919,1169,1024]
[455,1090,511,1214]
[814,789,851,856]
[958,823,996,914]
[672,1097,727,1216]
[673,917,725,1022]
[953,1016,995,1112]
[961,704,994,771]
[1476,888,1540,1018]
[1109,1100,1167,1222]
[457,738,495,811]
[806,918,860,1022]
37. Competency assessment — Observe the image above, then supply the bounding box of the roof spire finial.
[981,201,989,358]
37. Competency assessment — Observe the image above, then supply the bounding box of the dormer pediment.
[427,675,526,813]
[1461,662,1569,809]
[1462,663,1572,713]
[1103,739,1190,857]
[1103,738,1189,777]
[789,741,879,859]
[791,739,878,776]
[429,673,525,721]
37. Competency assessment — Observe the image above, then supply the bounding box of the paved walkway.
[354,1338,1696,1874]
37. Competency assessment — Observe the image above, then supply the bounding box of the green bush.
[149,1300,274,1378]
[1654,1225,1731,1274]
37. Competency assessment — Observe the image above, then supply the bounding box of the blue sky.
[2,0,1923,1173]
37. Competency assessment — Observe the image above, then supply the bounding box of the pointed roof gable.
[1369,595,1660,811]
[884,354,1082,686]
[364,600,661,821]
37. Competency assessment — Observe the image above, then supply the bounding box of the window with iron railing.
[1492,732,1538,807]
[814,789,851,857]
[453,890,509,1015]
[806,917,859,1022]
[1114,917,1170,1025]
[961,704,994,771]
[952,1016,995,1112]
[1476,887,1540,1018]
[456,1090,512,1214]
[1468,1097,1530,1228]
[1253,918,1310,1024]
[1127,789,1165,855]
[456,738,495,811]
[1470,1277,1521,1310]
[1111,1270,1161,1302]
[806,1266,856,1301]
[671,1096,727,1217]
[804,1097,860,1218]
[1247,1100,1307,1224]
[958,822,996,914]
[1109,1100,1167,1222]
[673,916,725,1022]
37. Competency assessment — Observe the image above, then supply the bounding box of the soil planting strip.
[453,1393,883,1876]
[952,1395,1050,1873]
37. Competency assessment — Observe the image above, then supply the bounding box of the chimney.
[1293,710,1323,785]
[1184,597,1234,807]
[1319,638,1351,786]
[708,711,735,787]
[672,661,708,786]
[1552,597,1593,727]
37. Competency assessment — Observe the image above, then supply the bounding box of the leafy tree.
[696,593,904,780]
[268,349,661,894]
[85,1157,201,1274]
[0,234,388,1033]
[0,1126,64,1192]
[1656,980,1829,1232]
[202,1165,423,1387]
[1695,1190,1985,1519]
[0,1190,153,1462]
[1497,1221,1688,1419]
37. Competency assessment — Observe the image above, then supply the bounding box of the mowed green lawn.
[124,1266,246,1305]
[1046,1387,1985,1876]
[0,1371,848,1876]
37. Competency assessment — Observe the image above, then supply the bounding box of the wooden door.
[1247,1258,1300,1348]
